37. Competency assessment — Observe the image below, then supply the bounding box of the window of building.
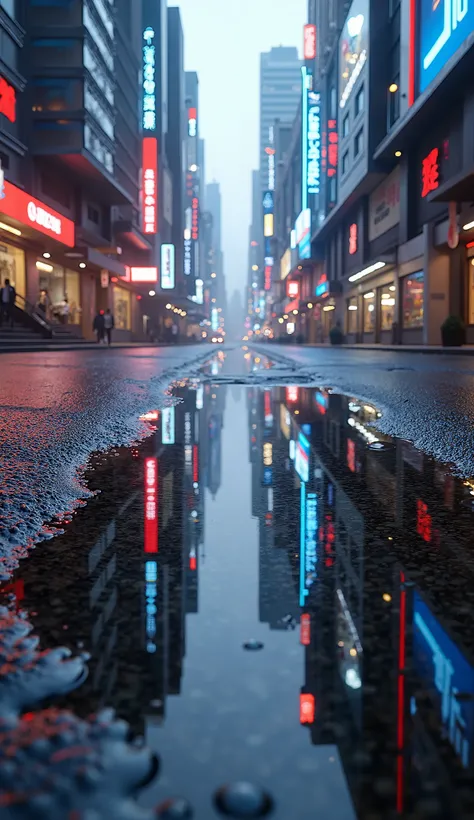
[83,44,114,105]
[0,241,25,299]
[387,78,400,130]
[37,265,81,325]
[380,286,396,331]
[87,204,100,225]
[402,272,424,328]
[84,80,114,139]
[0,0,15,18]
[354,128,364,157]
[363,291,375,332]
[113,286,131,330]
[330,86,337,120]
[84,123,113,173]
[342,151,349,175]
[343,114,350,138]
[31,78,82,113]
[355,85,364,117]
[347,298,358,333]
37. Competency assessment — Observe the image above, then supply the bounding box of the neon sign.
[300,613,311,646]
[144,457,158,554]
[300,693,315,724]
[421,147,439,197]
[300,491,317,607]
[142,137,158,234]
[295,432,310,484]
[145,560,158,653]
[0,180,75,246]
[287,280,300,299]
[192,197,199,240]
[0,76,16,123]
[307,92,321,195]
[349,223,358,254]
[142,27,156,131]
[130,267,158,283]
[304,24,317,60]
[264,264,272,291]
[188,106,197,136]
[419,0,474,93]
[160,244,175,289]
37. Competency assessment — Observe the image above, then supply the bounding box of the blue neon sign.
[419,0,474,93]
[142,27,156,131]
[414,592,474,767]
[307,91,321,196]
[295,432,310,483]
[299,485,318,607]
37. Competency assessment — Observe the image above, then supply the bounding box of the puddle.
[2,350,474,818]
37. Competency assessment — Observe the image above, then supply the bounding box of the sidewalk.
[0,341,183,354]
[271,342,474,356]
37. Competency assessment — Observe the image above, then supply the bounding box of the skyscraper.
[259,47,301,194]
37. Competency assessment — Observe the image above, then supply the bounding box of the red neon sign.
[300,614,311,646]
[193,445,199,484]
[287,280,299,299]
[142,137,158,234]
[300,693,315,724]
[327,119,338,179]
[416,499,432,543]
[0,76,16,123]
[349,223,358,255]
[264,391,272,420]
[421,148,439,198]
[130,267,158,283]
[286,386,299,404]
[347,439,356,473]
[192,197,199,240]
[264,265,272,291]
[144,457,158,553]
[0,180,75,246]
[304,24,317,60]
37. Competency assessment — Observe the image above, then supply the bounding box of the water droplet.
[243,640,264,651]
[214,782,273,816]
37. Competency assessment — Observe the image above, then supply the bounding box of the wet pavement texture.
[250,342,474,476]
[2,349,474,817]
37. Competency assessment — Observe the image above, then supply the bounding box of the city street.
[1,345,474,818]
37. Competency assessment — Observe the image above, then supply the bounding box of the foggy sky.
[174,0,306,296]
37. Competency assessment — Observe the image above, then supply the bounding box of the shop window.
[0,241,25,299]
[363,291,375,332]
[354,128,363,157]
[402,272,424,328]
[355,85,364,117]
[113,287,131,330]
[37,265,82,324]
[347,298,358,333]
[380,286,396,331]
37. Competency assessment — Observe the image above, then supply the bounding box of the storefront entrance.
[37,263,81,325]
[0,241,26,298]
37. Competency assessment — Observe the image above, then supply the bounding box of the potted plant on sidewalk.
[441,315,465,347]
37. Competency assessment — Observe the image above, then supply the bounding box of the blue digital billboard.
[419,0,474,93]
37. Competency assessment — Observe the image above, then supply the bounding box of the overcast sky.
[174,0,306,297]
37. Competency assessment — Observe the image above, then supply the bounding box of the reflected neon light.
[300,693,315,724]
[300,613,311,646]
[144,457,158,554]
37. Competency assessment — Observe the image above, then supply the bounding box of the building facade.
[268,0,474,347]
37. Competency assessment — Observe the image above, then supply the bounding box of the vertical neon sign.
[301,66,309,211]
[142,137,158,234]
[144,457,158,553]
[142,27,156,131]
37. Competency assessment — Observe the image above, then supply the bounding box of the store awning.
[0,180,75,248]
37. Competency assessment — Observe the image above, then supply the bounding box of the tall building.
[205,180,226,319]
[184,71,200,300]
[259,47,301,194]
[167,7,185,297]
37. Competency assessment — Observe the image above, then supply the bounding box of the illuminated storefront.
[37,263,81,324]
[0,240,25,298]
[113,285,131,330]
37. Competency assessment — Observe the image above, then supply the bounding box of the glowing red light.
[300,693,315,724]
[416,499,432,542]
[0,75,16,123]
[303,24,317,60]
[421,148,439,198]
[286,386,299,404]
[193,445,199,484]
[300,614,311,646]
[0,181,75,246]
[144,457,158,553]
[349,223,358,255]
[347,439,356,473]
[190,556,197,571]
[142,137,158,234]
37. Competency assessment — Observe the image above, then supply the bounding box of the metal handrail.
[15,294,53,333]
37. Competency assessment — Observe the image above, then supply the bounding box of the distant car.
[211,335,224,344]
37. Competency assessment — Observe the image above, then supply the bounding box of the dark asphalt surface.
[250,343,474,476]
[0,345,211,577]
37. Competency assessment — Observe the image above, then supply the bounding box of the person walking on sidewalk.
[0,278,16,328]
[93,310,105,344]
[104,308,115,346]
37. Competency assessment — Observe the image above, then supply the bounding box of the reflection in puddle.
[2,352,474,817]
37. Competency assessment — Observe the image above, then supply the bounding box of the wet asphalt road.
[250,343,474,475]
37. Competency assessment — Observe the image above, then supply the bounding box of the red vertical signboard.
[144,457,158,553]
[142,137,158,235]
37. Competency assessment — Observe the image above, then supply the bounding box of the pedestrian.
[93,310,105,344]
[0,278,16,328]
[61,298,70,325]
[104,308,114,346]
